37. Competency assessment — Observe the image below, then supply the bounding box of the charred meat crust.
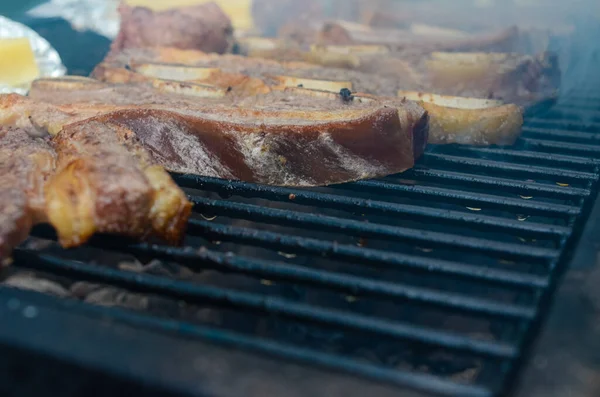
[91,106,423,186]
[0,127,56,263]
[47,121,155,247]
[24,73,429,187]
[46,120,191,247]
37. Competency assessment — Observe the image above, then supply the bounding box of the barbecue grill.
[2,16,600,397]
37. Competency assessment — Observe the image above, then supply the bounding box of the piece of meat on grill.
[46,118,192,247]
[101,46,556,112]
[19,77,428,187]
[92,48,523,146]
[0,127,56,264]
[110,2,234,56]
[276,18,521,54]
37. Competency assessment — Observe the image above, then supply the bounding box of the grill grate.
[3,96,600,396]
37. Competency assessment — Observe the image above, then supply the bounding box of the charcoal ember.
[451,366,481,383]
[117,259,144,272]
[84,287,149,310]
[23,237,55,251]
[70,281,102,299]
[4,272,70,297]
[119,259,194,279]
[413,351,481,378]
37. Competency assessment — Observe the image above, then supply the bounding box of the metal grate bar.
[184,217,550,290]
[521,137,600,156]
[13,249,518,359]
[0,286,492,397]
[405,168,590,199]
[553,102,600,111]
[541,108,600,122]
[66,227,537,320]
[421,153,598,181]
[189,196,562,261]
[344,180,580,217]
[439,146,600,169]
[523,127,600,143]
[525,119,600,132]
[176,175,572,240]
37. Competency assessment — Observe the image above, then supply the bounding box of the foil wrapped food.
[0,16,66,95]
[27,0,121,39]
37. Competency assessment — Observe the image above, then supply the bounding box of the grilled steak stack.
[0,93,192,263]
[11,73,428,186]
[93,47,523,146]
[0,0,564,262]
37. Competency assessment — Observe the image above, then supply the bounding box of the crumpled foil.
[27,0,121,39]
[0,15,66,95]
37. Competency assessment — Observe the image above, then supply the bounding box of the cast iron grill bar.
[183,218,549,290]
[404,168,590,199]
[553,102,600,111]
[523,127,600,143]
[175,175,571,240]
[421,153,598,181]
[12,249,518,359]
[521,137,600,156]
[437,146,600,169]
[188,196,561,262]
[0,287,493,397]
[541,108,600,121]
[52,228,537,320]
[525,119,600,132]
[341,180,580,217]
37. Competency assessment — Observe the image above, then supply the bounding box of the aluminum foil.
[0,15,66,95]
[27,0,121,39]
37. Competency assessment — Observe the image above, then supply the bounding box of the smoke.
[259,0,600,101]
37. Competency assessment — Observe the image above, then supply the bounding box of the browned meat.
[19,74,428,187]
[0,94,191,258]
[110,3,234,55]
[46,119,191,247]
[99,46,557,111]
[95,48,407,97]
[91,48,525,146]
[0,127,56,263]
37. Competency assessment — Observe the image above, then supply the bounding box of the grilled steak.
[0,93,191,256]
[111,3,234,56]
[0,127,55,263]
[92,47,523,146]
[278,19,521,54]
[233,40,559,110]
[18,74,429,187]
[46,119,191,247]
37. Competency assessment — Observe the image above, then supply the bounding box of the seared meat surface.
[21,76,428,187]
[0,96,192,259]
[111,3,234,55]
[0,127,55,263]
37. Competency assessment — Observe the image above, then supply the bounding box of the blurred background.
[1,0,599,94]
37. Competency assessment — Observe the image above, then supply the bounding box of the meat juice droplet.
[466,207,482,211]
[277,251,297,259]
[201,214,217,221]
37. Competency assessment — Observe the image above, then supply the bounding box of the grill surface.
[2,18,600,397]
[2,95,599,397]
